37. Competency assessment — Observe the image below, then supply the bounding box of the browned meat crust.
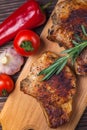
[75,47,87,75]
[48,0,87,49]
[20,52,76,128]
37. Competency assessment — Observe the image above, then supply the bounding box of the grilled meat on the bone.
[47,0,87,75]
[20,51,76,128]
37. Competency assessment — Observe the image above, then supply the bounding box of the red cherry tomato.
[0,74,14,96]
[14,30,40,57]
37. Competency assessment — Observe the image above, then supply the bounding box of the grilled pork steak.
[20,52,76,128]
[47,0,87,75]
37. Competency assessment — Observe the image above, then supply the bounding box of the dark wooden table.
[0,0,87,130]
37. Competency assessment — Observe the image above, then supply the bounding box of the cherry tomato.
[14,30,40,57]
[0,74,14,96]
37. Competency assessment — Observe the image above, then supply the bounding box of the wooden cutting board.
[0,0,87,130]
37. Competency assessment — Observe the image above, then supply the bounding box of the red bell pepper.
[0,0,46,46]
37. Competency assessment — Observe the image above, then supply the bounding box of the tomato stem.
[20,41,34,51]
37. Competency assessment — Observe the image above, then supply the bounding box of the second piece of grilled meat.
[48,0,87,75]
[48,0,87,48]
[20,51,76,128]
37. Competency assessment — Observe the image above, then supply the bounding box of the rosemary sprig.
[39,25,87,80]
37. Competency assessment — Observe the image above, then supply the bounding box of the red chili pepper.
[0,0,47,46]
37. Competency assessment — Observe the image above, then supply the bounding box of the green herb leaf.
[74,34,82,42]
[72,40,79,46]
[56,58,68,75]
[81,25,87,36]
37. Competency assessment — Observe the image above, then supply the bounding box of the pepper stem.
[41,1,52,10]
[20,41,34,52]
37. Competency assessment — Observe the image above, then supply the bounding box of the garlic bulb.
[0,46,24,75]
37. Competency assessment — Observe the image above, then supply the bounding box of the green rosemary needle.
[81,25,87,36]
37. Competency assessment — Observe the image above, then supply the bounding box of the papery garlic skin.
[0,47,24,75]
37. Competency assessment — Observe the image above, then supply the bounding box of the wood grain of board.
[0,0,87,130]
